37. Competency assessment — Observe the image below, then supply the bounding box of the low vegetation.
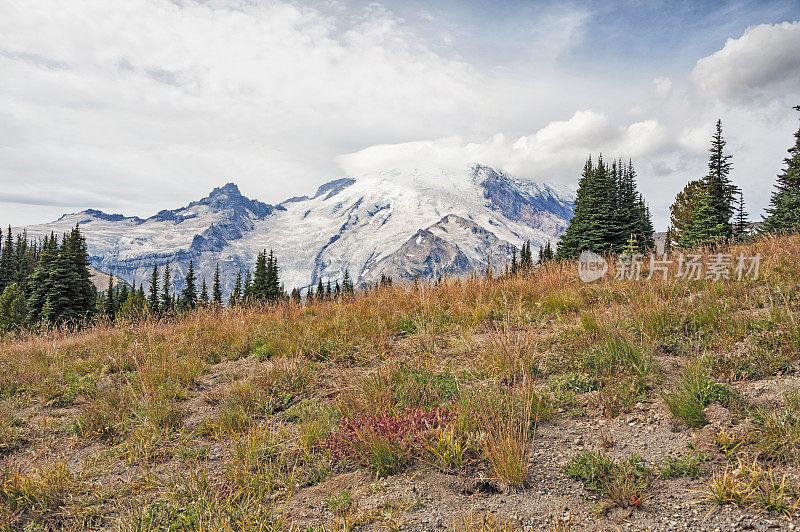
[0,233,799,529]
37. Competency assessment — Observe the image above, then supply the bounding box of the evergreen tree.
[763,105,800,233]
[229,270,242,307]
[161,263,172,313]
[557,157,607,259]
[510,247,518,274]
[316,278,324,301]
[252,250,268,301]
[26,234,58,324]
[14,232,33,294]
[520,241,533,269]
[670,180,704,246]
[326,280,332,299]
[72,227,98,320]
[664,227,674,255]
[242,269,252,303]
[37,226,96,326]
[334,280,341,298]
[637,200,656,250]
[117,281,129,314]
[733,190,749,240]
[290,287,301,304]
[686,120,736,246]
[0,283,27,332]
[622,233,639,256]
[212,264,223,305]
[265,250,281,301]
[199,278,209,307]
[540,241,554,263]
[557,156,653,258]
[342,269,354,295]
[119,281,146,320]
[0,227,14,292]
[147,264,159,315]
[103,273,115,321]
[180,261,197,310]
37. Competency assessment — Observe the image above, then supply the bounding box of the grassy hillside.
[1,234,799,530]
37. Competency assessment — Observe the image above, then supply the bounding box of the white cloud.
[0,0,481,218]
[653,77,672,97]
[689,21,800,106]
[1,0,799,234]
[339,110,674,184]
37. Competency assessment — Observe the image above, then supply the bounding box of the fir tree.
[119,281,146,320]
[266,250,278,301]
[557,156,653,258]
[622,233,639,256]
[199,278,209,307]
[252,250,268,301]
[212,264,223,305]
[242,269,252,303]
[520,241,533,269]
[0,283,27,332]
[664,227,674,255]
[0,227,14,292]
[265,250,281,301]
[316,278,324,301]
[342,269,354,295]
[38,226,96,326]
[326,280,332,300]
[103,273,115,321]
[763,105,800,233]
[540,241,554,263]
[290,287,301,304]
[733,190,749,240]
[686,120,736,246]
[229,270,242,307]
[117,281,129,314]
[26,234,58,324]
[161,263,172,313]
[147,264,159,315]
[510,247,518,274]
[180,261,197,310]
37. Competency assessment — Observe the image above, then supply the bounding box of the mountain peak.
[208,182,242,199]
[184,182,276,220]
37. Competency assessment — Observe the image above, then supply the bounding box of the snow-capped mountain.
[16,165,574,293]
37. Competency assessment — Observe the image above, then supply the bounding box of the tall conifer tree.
[161,263,172,313]
[212,264,223,305]
[763,106,800,233]
[180,261,197,310]
[147,264,159,315]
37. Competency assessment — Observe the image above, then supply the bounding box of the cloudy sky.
[2,0,799,228]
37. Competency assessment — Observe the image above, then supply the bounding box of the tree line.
[0,226,96,331]
[667,108,800,249]
[0,227,361,332]
[99,251,358,324]
[543,104,800,262]
[3,107,799,329]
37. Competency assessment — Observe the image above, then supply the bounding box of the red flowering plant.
[324,406,455,477]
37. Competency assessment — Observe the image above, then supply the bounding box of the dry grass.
[0,233,798,529]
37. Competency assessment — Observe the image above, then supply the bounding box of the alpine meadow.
[1,2,800,531]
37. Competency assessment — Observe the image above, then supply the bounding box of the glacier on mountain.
[17,165,575,294]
